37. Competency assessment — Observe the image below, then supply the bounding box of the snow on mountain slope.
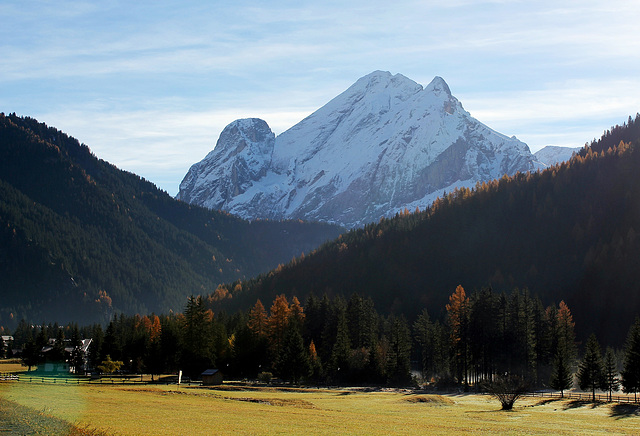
[178,71,538,228]
[534,145,580,168]
[178,118,275,210]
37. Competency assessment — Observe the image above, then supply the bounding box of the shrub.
[257,371,273,384]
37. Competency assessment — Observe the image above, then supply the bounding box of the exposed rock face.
[178,71,540,227]
[178,118,275,210]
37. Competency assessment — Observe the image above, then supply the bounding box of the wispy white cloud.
[2,0,640,194]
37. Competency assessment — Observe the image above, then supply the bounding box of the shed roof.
[201,369,220,376]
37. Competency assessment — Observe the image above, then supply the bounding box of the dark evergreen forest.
[0,114,342,328]
[10,288,640,397]
[211,114,640,347]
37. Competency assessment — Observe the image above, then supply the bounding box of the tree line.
[8,286,640,397]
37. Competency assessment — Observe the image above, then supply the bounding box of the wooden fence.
[524,390,639,404]
[0,373,199,386]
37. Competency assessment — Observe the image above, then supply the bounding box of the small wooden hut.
[201,369,223,385]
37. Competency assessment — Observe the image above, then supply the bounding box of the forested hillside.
[212,114,640,346]
[0,114,342,328]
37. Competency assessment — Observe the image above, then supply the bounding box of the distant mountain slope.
[534,145,580,168]
[0,114,342,327]
[178,71,542,228]
[212,114,640,346]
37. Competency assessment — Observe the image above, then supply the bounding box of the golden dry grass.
[0,359,28,373]
[0,381,639,435]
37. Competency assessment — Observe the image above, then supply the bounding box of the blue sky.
[2,0,639,195]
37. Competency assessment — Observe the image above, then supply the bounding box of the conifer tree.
[88,324,104,369]
[413,309,434,381]
[267,295,291,361]
[507,290,536,379]
[330,310,351,382]
[308,340,323,382]
[276,324,309,384]
[548,300,577,395]
[21,339,39,371]
[385,315,411,385]
[446,285,469,387]
[549,352,573,397]
[602,348,620,402]
[70,324,85,374]
[621,317,640,401]
[556,301,577,364]
[288,296,305,330]
[247,299,268,337]
[577,334,604,402]
[182,296,215,377]
[303,293,323,349]
[468,288,498,385]
[149,315,162,344]
[49,328,67,362]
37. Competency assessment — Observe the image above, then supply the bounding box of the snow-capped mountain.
[178,71,540,228]
[534,146,580,168]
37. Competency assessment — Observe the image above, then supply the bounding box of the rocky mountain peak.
[178,71,546,228]
[176,117,275,208]
[426,76,452,97]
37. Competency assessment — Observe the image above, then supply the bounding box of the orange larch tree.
[446,285,470,387]
[289,296,305,329]
[268,295,291,359]
[247,299,268,337]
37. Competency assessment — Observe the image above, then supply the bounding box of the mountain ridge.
[0,113,342,327]
[178,71,548,227]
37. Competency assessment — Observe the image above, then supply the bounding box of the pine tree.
[504,290,537,380]
[21,339,40,371]
[303,293,323,349]
[276,324,309,384]
[330,310,351,382]
[602,348,620,402]
[413,308,434,381]
[621,318,640,401]
[468,288,498,385]
[49,328,67,362]
[577,334,604,402]
[182,296,215,377]
[386,315,411,385]
[549,351,573,397]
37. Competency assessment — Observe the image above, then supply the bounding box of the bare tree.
[483,374,529,410]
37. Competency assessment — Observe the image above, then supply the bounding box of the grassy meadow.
[1,378,640,435]
[1,361,638,435]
